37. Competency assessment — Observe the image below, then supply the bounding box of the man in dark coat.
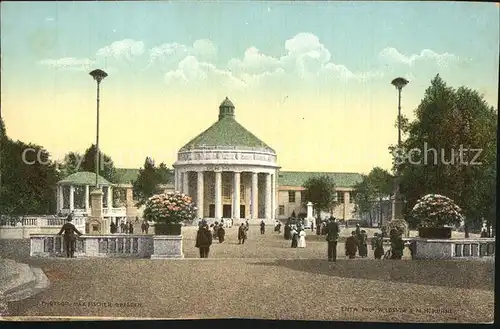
[355,224,363,256]
[325,217,340,262]
[390,229,404,259]
[110,222,117,234]
[260,220,266,234]
[195,224,213,258]
[57,214,83,258]
[238,223,247,244]
[141,220,150,234]
[284,223,291,240]
[128,222,134,234]
[373,233,385,259]
[345,231,358,259]
[359,230,368,257]
[217,223,225,243]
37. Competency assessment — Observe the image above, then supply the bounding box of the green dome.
[58,171,112,186]
[180,98,275,153]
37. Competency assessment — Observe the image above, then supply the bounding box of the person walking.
[238,223,247,244]
[217,223,225,243]
[195,224,213,258]
[57,213,83,258]
[374,233,385,259]
[284,222,291,240]
[110,222,117,234]
[260,220,266,234]
[345,231,358,259]
[298,228,306,248]
[141,220,150,234]
[325,216,340,262]
[290,225,298,248]
[359,230,368,257]
[390,229,404,259]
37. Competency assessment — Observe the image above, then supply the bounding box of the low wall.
[0,216,86,239]
[413,238,495,260]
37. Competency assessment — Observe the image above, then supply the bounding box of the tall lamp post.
[89,69,108,188]
[391,77,409,222]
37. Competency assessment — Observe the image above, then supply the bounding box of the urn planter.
[155,223,182,236]
[418,227,452,239]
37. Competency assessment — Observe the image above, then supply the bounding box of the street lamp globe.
[89,69,108,83]
[391,77,409,90]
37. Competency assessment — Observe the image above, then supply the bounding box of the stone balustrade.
[411,238,495,260]
[30,234,154,258]
[103,207,127,217]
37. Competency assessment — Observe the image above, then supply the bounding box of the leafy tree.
[302,175,337,222]
[133,157,163,207]
[394,75,497,232]
[0,124,61,215]
[157,162,172,184]
[353,167,393,226]
[80,144,117,183]
[57,151,83,177]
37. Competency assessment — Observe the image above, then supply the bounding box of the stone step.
[3,267,50,302]
[1,263,36,297]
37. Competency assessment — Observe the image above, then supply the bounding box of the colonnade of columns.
[56,185,114,213]
[174,169,276,221]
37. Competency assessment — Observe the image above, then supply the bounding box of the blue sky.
[1,1,498,173]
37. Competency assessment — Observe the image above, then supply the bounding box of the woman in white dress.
[298,228,306,248]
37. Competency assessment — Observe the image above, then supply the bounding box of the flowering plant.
[410,194,464,228]
[143,191,197,224]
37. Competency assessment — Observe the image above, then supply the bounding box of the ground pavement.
[0,226,494,322]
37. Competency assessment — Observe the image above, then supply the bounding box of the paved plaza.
[0,226,494,322]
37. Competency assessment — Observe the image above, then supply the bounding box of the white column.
[215,171,222,219]
[108,186,113,209]
[174,169,178,191]
[69,185,75,211]
[251,172,258,219]
[233,171,240,219]
[197,171,204,219]
[85,185,90,212]
[57,185,63,212]
[271,173,276,220]
[265,173,272,220]
[182,172,189,195]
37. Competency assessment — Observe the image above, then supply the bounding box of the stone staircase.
[0,257,50,316]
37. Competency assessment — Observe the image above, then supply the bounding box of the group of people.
[195,219,250,258]
[283,222,307,248]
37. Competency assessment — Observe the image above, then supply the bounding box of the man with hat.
[325,216,340,262]
[57,211,83,258]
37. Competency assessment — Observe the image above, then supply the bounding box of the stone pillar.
[307,202,314,219]
[107,186,113,209]
[233,171,240,219]
[215,171,222,220]
[197,171,204,219]
[85,185,90,212]
[174,169,178,191]
[265,173,271,220]
[251,172,258,220]
[343,191,349,220]
[271,173,276,220]
[69,185,75,211]
[89,188,104,234]
[182,171,189,195]
[57,185,63,212]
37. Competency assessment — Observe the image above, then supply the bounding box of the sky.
[1,1,498,175]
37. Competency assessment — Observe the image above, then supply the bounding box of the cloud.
[164,55,247,90]
[38,57,95,71]
[96,39,145,61]
[146,39,218,70]
[378,47,459,68]
[191,39,217,59]
[228,47,280,75]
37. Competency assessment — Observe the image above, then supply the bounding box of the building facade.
[56,98,363,226]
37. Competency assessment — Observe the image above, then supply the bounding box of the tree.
[353,167,393,226]
[60,144,118,183]
[394,75,497,231]
[0,125,61,215]
[302,175,337,222]
[133,157,163,207]
[157,162,172,184]
[79,144,118,183]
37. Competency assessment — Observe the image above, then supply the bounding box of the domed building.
[173,97,280,224]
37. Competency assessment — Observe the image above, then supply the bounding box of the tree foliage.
[0,120,61,215]
[393,74,497,229]
[132,157,172,207]
[59,144,118,183]
[353,167,394,224]
[302,175,337,218]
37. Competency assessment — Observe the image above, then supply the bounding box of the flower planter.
[418,227,452,239]
[155,223,182,236]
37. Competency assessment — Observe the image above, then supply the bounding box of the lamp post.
[89,69,108,189]
[391,77,409,221]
